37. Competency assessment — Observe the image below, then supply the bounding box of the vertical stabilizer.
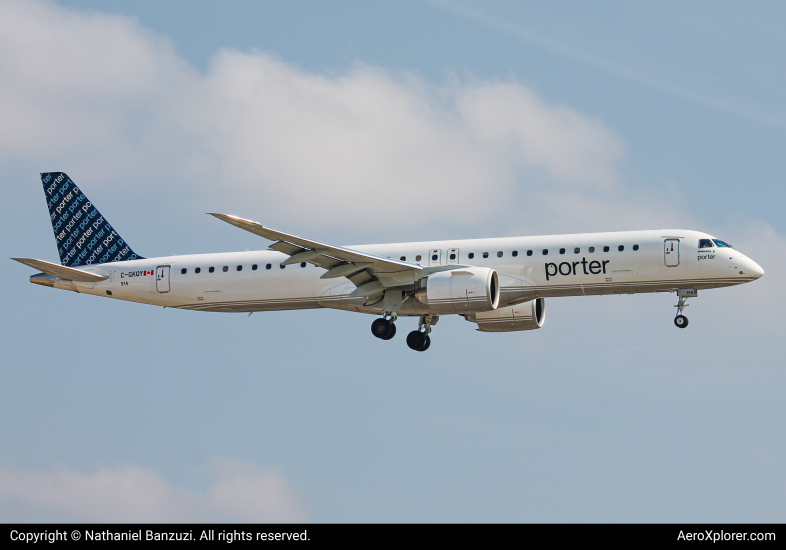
[41,172,144,266]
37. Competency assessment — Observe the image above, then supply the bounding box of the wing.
[208,213,423,299]
[12,257,108,282]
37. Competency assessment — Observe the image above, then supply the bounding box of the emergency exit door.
[428,249,442,266]
[156,265,170,292]
[664,239,680,267]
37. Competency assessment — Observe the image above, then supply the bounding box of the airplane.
[13,172,764,351]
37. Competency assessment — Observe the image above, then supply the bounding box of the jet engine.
[465,298,545,332]
[414,267,499,314]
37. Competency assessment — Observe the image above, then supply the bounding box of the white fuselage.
[55,229,763,317]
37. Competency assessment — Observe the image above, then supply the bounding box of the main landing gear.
[673,289,696,329]
[371,313,397,340]
[371,313,439,352]
[406,315,438,352]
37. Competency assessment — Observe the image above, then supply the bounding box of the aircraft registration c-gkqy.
[13,173,764,351]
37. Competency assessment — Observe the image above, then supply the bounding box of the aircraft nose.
[750,260,764,279]
[744,257,764,279]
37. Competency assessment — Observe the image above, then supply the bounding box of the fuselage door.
[429,249,442,266]
[664,239,680,267]
[156,265,171,293]
[447,248,460,264]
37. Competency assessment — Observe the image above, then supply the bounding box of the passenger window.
[559,248,566,254]
[633,245,639,251]
[222,266,228,272]
[574,247,580,254]
[237,265,242,271]
[400,256,406,261]
[280,264,286,269]
[527,250,533,256]
[699,239,714,248]
[431,254,438,261]
[181,268,187,274]
[589,247,595,253]
[195,267,201,273]
[252,264,258,270]
[266,264,272,270]
[209,267,215,273]
[450,253,456,260]
[603,246,610,252]
[512,250,518,257]
[416,255,422,261]
[542,249,548,255]
[301,262,306,268]
[468,253,474,259]
[497,251,503,257]
[618,245,624,251]
[483,252,489,258]
[713,239,732,248]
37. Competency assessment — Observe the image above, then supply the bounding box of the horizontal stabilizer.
[11,257,108,282]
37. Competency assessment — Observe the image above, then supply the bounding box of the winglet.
[208,213,282,241]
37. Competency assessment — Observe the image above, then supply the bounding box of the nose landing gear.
[673,289,696,329]
[406,315,438,351]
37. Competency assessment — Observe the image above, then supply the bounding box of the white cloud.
[0,1,184,158]
[455,82,622,189]
[0,0,630,233]
[0,458,310,522]
[180,53,624,220]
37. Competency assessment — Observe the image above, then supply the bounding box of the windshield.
[713,239,733,248]
[699,239,714,248]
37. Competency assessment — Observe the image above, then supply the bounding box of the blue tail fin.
[41,172,144,266]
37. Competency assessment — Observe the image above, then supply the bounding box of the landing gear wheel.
[674,315,688,329]
[406,330,423,350]
[406,330,429,351]
[673,292,693,328]
[382,322,396,340]
[372,318,395,340]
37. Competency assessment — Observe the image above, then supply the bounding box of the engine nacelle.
[414,267,499,314]
[466,298,545,332]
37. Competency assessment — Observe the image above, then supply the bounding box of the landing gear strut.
[371,312,397,340]
[673,289,696,329]
[406,315,438,352]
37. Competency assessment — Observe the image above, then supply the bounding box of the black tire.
[406,330,426,350]
[674,315,689,328]
[381,322,397,340]
[371,318,390,339]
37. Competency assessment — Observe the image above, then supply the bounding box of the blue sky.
[1,0,784,521]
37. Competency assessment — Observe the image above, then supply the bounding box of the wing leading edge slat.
[208,213,423,277]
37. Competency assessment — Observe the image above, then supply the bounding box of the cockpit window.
[699,239,714,249]
[713,239,733,248]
